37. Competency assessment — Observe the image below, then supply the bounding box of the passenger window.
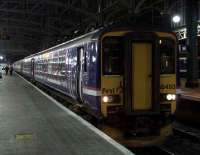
[102,37,123,75]
[160,39,175,74]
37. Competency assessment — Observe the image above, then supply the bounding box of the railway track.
[156,146,175,155]
[129,123,200,155]
[130,146,174,155]
[158,123,200,155]
[173,126,200,143]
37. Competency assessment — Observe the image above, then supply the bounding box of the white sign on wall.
[175,24,200,40]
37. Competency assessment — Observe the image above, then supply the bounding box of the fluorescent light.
[172,15,181,23]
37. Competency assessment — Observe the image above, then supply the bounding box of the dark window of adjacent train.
[102,37,123,75]
[160,39,175,74]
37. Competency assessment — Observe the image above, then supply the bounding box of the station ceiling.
[0,0,186,62]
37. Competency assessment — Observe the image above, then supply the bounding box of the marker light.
[166,94,176,101]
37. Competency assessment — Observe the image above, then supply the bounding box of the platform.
[177,88,200,101]
[176,88,200,126]
[0,73,133,155]
[178,78,200,101]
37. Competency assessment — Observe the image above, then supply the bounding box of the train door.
[124,35,160,114]
[31,58,34,78]
[77,47,84,101]
[132,43,152,110]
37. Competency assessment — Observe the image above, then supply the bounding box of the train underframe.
[101,111,173,147]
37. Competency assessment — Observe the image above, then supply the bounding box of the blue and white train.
[14,27,177,146]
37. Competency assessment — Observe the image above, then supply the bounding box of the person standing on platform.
[5,65,9,75]
[0,66,2,79]
[9,65,13,76]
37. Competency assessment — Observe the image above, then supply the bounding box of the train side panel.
[13,60,23,73]
[66,47,78,99]
[33,49,71,96]
[81,42,101,115]
[28,41,101,116]
[22,58,32,78]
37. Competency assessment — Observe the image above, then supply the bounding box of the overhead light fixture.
[172,15,181,23]
[74,30,79,34]
[0,56,3,60]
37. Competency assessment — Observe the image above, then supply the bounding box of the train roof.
[19,25,175,60]
[24,28,104,59]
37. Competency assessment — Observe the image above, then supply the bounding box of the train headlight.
[102,95,120,103]
[166,94,176,101]
[103,96,110,103]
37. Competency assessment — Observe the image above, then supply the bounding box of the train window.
[78,47,87,72]
[102,37,123,75]
[160,39,175,74]
[84,50,87,72]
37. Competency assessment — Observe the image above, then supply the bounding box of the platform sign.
[175,24,200,40]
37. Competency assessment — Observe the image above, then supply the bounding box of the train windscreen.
[102,37,123,75]
[160,39,175,74]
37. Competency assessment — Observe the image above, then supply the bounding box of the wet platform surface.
[0,73,133,155]
[176,88,200,126]
[177,88,200,101]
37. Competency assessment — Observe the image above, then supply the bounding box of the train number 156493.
[160,84,176,89]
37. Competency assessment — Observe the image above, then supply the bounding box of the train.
[13,27,177,147]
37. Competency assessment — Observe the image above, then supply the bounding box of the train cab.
[100,30,177,146]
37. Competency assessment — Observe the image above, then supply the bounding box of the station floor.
[178,79,200,101]
[177,87,200,101]
[176,82,200,125]
[0,73,133,155]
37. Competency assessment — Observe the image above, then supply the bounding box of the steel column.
[185,0,199,88]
